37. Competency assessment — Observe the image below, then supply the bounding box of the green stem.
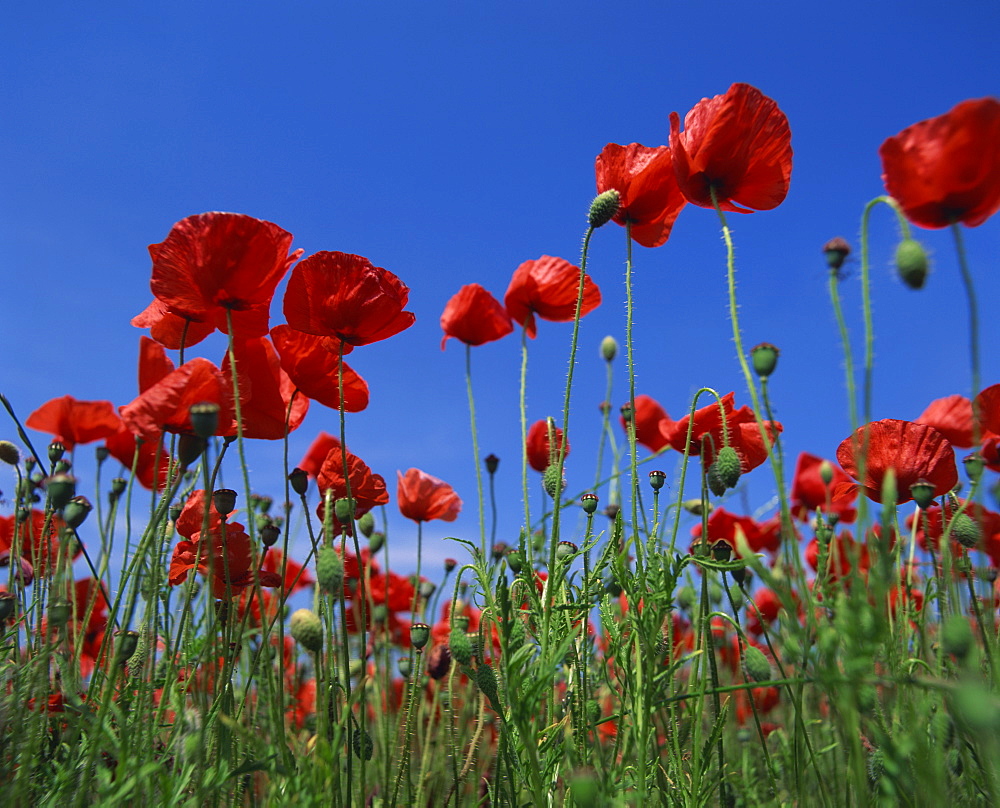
[951,222,981,401]
[465,344,487,556]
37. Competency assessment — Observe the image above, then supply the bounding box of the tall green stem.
[465,344,487,556]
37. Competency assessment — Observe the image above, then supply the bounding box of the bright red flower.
[690,508,777,555]
[368,570,418,614]
[669,83,792,213]
[660,392,781,474]
[283,251,415,349]
[174,490,224,540]
[103,426,172,490]
[526,419,569,472]
[805,530,870,582]
[131,298,214,350]
[26,395,121,450]
[299,432,340,478]
[270,325,369,412]
[119,357,235,441]
[315,446,390,528]
[915,394,975,448]
[440,284,513,349]
[0,509,74,578]
[907,499,1000,563]
[262,549,315,594]
[789,452,858,524]
[620,394,674,452]
[50,578,109,678]
[138,336,176,394]
[149,212,301,338]
[836,419,958,504]
[594,143,687,248]
[504,256,601,339]
[168,520,282,598]
[879,97,1000,229]
[397,468,462,523]
[222,337,309,440]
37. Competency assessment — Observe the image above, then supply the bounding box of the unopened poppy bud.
[48,598,72,628]
[257,495,273,514]
[23,455,35,471]
[951,512,982,549]
[450,626,473,665]
[619,403,633,423]
[556,541,578,562]
[708,582,723,606]
[444,557,458,574]
[731,564,748,587]
[964,453,985,483]
[290,608,323,653]
[353,728,373,761]
[605,578,623,597]
[715,447,742,490]
[581,493,599,514]
[334,497,356,522]
[706,463,727,497]
[368,531,385,554]
[260,522,281,547]
[910,478,936,509]
[484,453,500,474]
[712,540,733,562]
[683,498,713,517]
[600,335,618,362]
[505,550,523,574]
[427,643,451,678]
[0,593,15,622]
[0,552,33,587]
[589,189,621,228]
[176,434,207,468]
[419,580,436,599]
[750,343,779,378]
[896,238,930,290]
[45,474,76,510]
[648,470,667,491]
[542,465,566,499]
[115,629,140,664]
[48,441,66,464]
[189,402,220,438]
[0,441,20,466]
[355,511,375,538]
[823,237,851,271]
[288,467,308,496]
[62,496,92,529]
[316,546,344,594]
[110,478,127,497]
[397,656,412,677]
[819,460,834,486]
[410,622,430,650]
[743,645,772,682]
[475,663,499,701]
[53,459,72,474]
[676,585,696,611]
[213,488,238,517]
[94,445,109,464]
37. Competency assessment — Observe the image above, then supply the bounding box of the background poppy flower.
[669,83,792,213]
[283,251,415,349]
[879,97,1000,229]
[690,508,774,555]
[103,426,171,490]
[315,445,390,524]
[504,255,601,339]
[915,394,975,448]
[620,394,674,452]
[836,419,958,504]
[440,284,513,349]
[138,336,176,394]
[131,299,214,350]
[526,419,568,472]
[595,143,687,248]
[168,520,281,598]
[149,212,302,338]
[26,395,121,450]
[271,325,369,412]
[789,451,858,523]
[299,431,341,478]
[397,468,462,523]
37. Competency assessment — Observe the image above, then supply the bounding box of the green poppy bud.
[45,474,76,510]
[410,622,430,651]
[62,495,92,529]
[951,512,982,549]
[316,546,345,594]
[714,446,742,489]
[0,441,20,466]
[706,463,727,497]
[588,189,621,229]
[896,238,930,289]
[290,608,323,653]
[334,497,356,522]
[542,465,565,499]
[743,645,772,682]
[356,511,375,538]
[600,335,618,362]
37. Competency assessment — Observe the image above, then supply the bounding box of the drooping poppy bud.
[45,474,76,510]
[600,335,618,362]
[0,441,20,466]
[896,239,930,289]
[62,496,92,529]
[290,608,323,653]
[588,189,621,228]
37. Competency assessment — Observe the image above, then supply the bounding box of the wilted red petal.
[26,395,121,450]
[397,468,462,523]
[504,256,601,339]
[440,284,513,349]
[270,325,369,412]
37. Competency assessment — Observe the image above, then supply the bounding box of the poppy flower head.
[915,394,975,448]
[168,520,281,599]
[789,452,858,523]
[131,299,215,350]
[397,468,462,523]
[440,284,513,349]
[221,337,309,440]
[504,256,601,339]
[669,83,793,213]
[526,419,569,472]
[283,251,416,348]
[298,432,341,478]
[879,97,1000,229]
[26,395,121,451]
[315,446,390,527]
[271,325,369,412]
[620,394,674,453]
[836,419,959,504]
[595,143,687,248]
[149,212,301,338]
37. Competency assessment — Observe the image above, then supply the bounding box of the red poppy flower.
[368,570,418,614]
[595,143,687,248]
[907,499,1000,561]
[315,446,390,529]
[879,97,1000,229]
[103,426,171,490]
[789,452,858,523]
[397,468,462,523]
[119,358,235,441]
[690,508,777,556]
[262,549,315,594]
[440,284,513,349]
[222,337,309,440]
[620,394,674,452]
[669,83,793,213]
[42,578,109,678]
[138,336,176,394]
[0,509,74,578]
[168,520,282,599]
[660,392,781,474]
[174,490,224,540]
[149,212,301,338]
[915,394,975,448]
[283,251,415,349]
[26,395,121,450]
[131,299,214,350]
[299,432,341,478]
[836,419,958,504]
[805,530,870,582]
[504,256,601,339]
[526,419,569,472]
[270,325,369,412]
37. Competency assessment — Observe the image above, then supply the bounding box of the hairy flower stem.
[951,222,982,409]
[827,268,859,432]
[464,344,487,556]
[518,328,532,565]
[623,222,645,581]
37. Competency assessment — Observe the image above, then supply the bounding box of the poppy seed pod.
[484,454,500,474]
[589,189,621,228]
[114,630,141,664]
[648,470,667,491]
[823,236,851,271]
[334,497,356,523]
[45,474,76,510]
[188,402,221,439]
[48,599,72,628]
[213,489,238,517]
[581,493,599,514]
[505,550,523,574]
[176,434,207,468]
[964,453,985,482]
[910,479,936,509]
[896,239,930,289]
[0,441,21,466]
[0,592,16,622]
[62,495,93,529]
[259,522,281,547]
[556,541,578,562]
[53,459,72,474]
[47,441,66,464]
[444,557,457,573]
[288,467,309,496]
[750,343,780,378]
[397,656,412,678]
[95,445,109,463]
[409,622,430,651]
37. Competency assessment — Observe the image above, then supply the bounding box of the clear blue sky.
[3,2,999,575]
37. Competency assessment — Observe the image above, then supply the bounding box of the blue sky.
[3,2,999,577]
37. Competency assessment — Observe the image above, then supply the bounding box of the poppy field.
[3,84,1000,806]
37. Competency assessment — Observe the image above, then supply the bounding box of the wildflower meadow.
[3,21,1000,807]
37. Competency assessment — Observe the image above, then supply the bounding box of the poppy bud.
[542,465,566,499]
[410,622,430,651]
[334,497,356,522]
[62,496,92,529]
[0,552,33,587]
[750,343,780,378]
[896,238,930,290]
[189,402,220,438]
[491,542,508,561]
[712,540,733,562]
[556,541,578,562]
[419,580,436,600]
[288,467,309,496]
[95,445,109,463]
[708,582,723,606]
[45,474,76,510]
[731,564,748,588]
[176,434,207,468]
[115,629,141,665]
[371,604,389,624]
[909,479,936,509]
[213,489,238,517]
[0,441,20,466]
[505,550,523,574]
[581,493,599,514]
[475,663,499,701]
[743,645,772,683]
[588,189,621,229]
[822,237,851,271]
[355,511,375,538]
[484,454,500,474]
[444,557,457,574]
[450,626,473,666]
[427,643,451,678]
[676,585,696,611]
[706,463,727,497]
[819,460,834,487]
[53,459,72,474]
[368,531,385,554]
[290,608,323,653]
[260,522,281,547]
[605,578,623,597]
[716,447,742,490]
[352,727,373,761]
[48,441,66,464]
[964,453,985,483]
[648,470,666,491]
[682,499,713,517]
[397,656,412,678]
[110,478,127,497]
[619,403,633,423]
[48,598,72,628]
[600,335,618,362]
[0,592,16,622]
[316,546,345,594]
[951,512,982,549]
